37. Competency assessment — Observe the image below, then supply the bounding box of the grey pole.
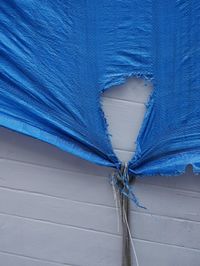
[120,192,131,266]
[118,163,132,266]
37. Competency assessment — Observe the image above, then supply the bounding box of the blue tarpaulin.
[0,1,200,177]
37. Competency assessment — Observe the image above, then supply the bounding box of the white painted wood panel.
[1,213,200,266]
[103,98,146,153]
[0,185,200,251]
[0,251,68,266]
[103,77,152,104]
[1,159,200,223]
[0,215,200,266]
[0,213,120,266]
[0,127,110,176]
[135,240,200,266]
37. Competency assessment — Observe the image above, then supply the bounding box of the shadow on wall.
[102,77,152,163]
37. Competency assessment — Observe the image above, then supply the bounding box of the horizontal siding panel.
[0,159,113,206]
[0,186,200,250]
[132,212,200,250]
[102,77,152,104]
[136,239,200,266]
[0,213,200,266]
[0,160,200,221]
[113,149,134,163]
[0,213,120,266]
[134,183,200,222]
[102,97,146,152]
[0,186,118,235]
[0,252,68,266]
[0,128,111,176]
[138,166,200,192]
[0,159,200,222]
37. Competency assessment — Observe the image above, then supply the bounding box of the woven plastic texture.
[0,1,200,176]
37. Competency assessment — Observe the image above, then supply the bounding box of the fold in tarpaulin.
[0,1,200,176]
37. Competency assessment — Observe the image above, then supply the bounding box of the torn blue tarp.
[0,1,200,177]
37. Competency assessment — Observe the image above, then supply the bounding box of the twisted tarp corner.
[1,2,200,175]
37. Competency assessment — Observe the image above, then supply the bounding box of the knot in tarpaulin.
[110,162,145,209]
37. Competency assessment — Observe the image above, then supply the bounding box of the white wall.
[0,79,200,266]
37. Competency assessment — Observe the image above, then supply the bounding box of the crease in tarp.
[1,0,200,206]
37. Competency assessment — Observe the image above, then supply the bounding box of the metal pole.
[120,192,131,266]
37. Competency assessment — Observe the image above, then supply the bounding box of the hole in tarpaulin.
[101,77,153,163]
